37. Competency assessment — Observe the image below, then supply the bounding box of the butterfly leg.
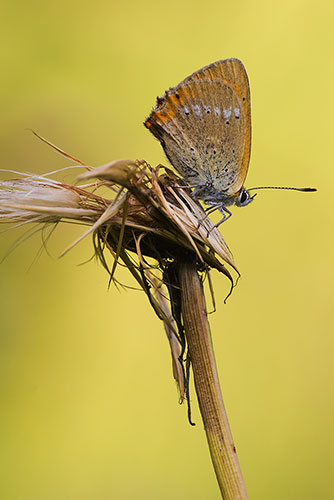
[197,205,220,229]
[205,205,220,215]
[213,206,232,228]
[202,206,232,236]
[173,184,199,190]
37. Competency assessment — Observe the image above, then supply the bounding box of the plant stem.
[179,260,249,500]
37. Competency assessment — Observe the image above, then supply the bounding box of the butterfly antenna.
[247,186,317,192]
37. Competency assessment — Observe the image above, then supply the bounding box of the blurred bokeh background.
[0,1,333,499]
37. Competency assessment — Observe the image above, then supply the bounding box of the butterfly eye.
[240,190,248,204]
[237,189,253,207]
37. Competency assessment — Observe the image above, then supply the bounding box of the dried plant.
[0,137,248,500]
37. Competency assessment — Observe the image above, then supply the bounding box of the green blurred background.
[0,1,333,499]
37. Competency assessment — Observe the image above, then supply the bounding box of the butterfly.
[145,58,315,223]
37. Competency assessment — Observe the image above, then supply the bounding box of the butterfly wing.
[145,58,251,200]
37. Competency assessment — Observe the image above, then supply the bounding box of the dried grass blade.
[154,283,185,401]
[29,130,87,166]
[151,176,203,261]
[60,190,127,256]
[109,193,129,281]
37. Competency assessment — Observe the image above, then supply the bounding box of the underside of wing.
[145,60,252,198]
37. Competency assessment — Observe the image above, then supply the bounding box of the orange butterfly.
[145,58,315,223]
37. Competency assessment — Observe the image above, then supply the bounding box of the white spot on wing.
[223,106,232,119]
[234,108,240,118]
[193,105,202,117]
[183,106,190,115]
[214,106,220,116]
[204,105,211,114]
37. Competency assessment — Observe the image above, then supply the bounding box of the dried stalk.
[179,260,248,500]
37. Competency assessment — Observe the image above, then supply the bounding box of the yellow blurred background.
[0,1,333,499]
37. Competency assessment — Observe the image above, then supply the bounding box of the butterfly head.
[235,188,256,207]
[235,185,317,208]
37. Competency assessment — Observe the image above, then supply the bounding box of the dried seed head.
[0,157,239,402]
